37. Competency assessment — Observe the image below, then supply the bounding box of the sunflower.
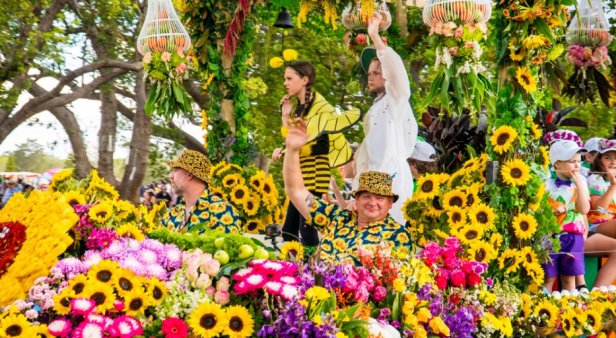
[501,159,531,186]
[490,126,518,154]
[467,241,495,264]
[280,241,304,261]
[530,123,542,140]
[515,66,537,93]
[242,196,261,217]
[62,191,86,207]
[88,201,114,224]
[244,218,263,234]
[519,246,538,267]
[209,161,227,179]
[464,183,481,207]
[230,185,250,205]
[512,213,538,240]
[539,146,550,167]
[82,281,116,313]
[423,196,444,218]
[498,249,521,274]
[146,277,168,304]
[87,260,120,284]
[248,172,265,192]
[586,307,603,333]
[468,203,496,230]
[53,288,76,315]
[115,223,145,241]
[209,187,226,199]
[222,174,244,189]
[0,313,35,337]
[112,269,139,297]
[51,168,74,184]
[261,178,276,199]
[86,178,120,201]
[509,46,527,61]
[525,261,545,286]
[489,233,503,251]
[533,300,559,328]
[414,174,441,200]
[123,287,150,316]
[456,224,484,244]
[188,302,227,338]
[33,324,49,338]
[522,35,548,50]
[442,190,466,210]
[224,305,255,338]
[67,274,88,295]
[447,206,466,227]
[560,310,577,337]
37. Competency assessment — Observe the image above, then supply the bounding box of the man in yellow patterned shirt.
[161,150,241,233]
[283,120,412,265]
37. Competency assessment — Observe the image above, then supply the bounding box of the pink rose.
[450,269,466,288]
[372,286,387,302]
[421,242,443,266]
[355,287,370,303]
[205,286,216,298]
[344,275,359,292]
[161,52,171,62]
[448,47,458,56]
[454,26,464,38]
[444,237,461,251]
[143,52,152,64]
[202,259,220,277]
[214,290,230,305]
[443,255,461,270]
[176,62,187,75]
[216,276,230,291]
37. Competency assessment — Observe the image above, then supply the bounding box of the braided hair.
[287,60,315,118]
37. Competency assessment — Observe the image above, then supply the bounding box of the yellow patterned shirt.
[306,197,412,265]
[161,188,241,234]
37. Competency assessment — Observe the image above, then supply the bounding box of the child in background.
[582,137,603,177]
[544,140,590,292]
[408,139,439,180]
[587,139,616,238]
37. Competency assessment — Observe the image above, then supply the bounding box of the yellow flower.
[123,287,150,316]
[489,233,503,251]
[112,268,139,297]
[586,307,603,333]
[468,203,496,229]
[279,241,303,262]
[210,161,228,179]
[393,278,406,293]
[282,49,299,62]
[51,168,74,184]
[417,307,432,323]
[429,317,450,336]
[87,260,120,284]
[457,224,485,244]
[224,305,254,338]
[509,46,526,61]
[547,44,564,60]
[516,66,537,93]
[501,158,531,186]
[539,146,550,167]
[447,206,466,227]
[523,35,549,50]
[88,201,114,224]
[0,313,35,337]
[188,302,227,338]
[146,277,168,304]
[498,249,521,273]
[531,123,542,140]
[83,281,116,314]
[116,223,145,241]
[244,218,263,234]
[479,290,497,306]
[305,286,330,302]
[442,189,466,210]
[467,241,495,263]
[533,299,559,328]
[222,174,244,189]
[53,288,76,315]
[336,332,349,338]
[414,173,441,200]
[512,213,538,239]
[561,310,578,337]
[269,57,284,69]
[68,274,88,296]
[230,184,250,205]
[62,190,86,207]
[490,125,518,154]
[242,195,261,217]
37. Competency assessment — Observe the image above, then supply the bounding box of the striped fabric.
[300,154,330,193]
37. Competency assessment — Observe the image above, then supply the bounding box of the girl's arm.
[573,172,590,215]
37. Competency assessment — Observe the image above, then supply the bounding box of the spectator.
[156,184,172,207]
[2,180,20,207]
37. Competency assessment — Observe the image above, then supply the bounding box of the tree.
[4,155,16,172]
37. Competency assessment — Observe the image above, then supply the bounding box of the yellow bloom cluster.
[0,190,77,305]
[298,0,340,28]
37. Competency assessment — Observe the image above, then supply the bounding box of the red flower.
[435,268,449,290]
[162,317,188,338]
[467,272,482,288]
[450,269,466,288]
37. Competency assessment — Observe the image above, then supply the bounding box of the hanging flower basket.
[341,0,392,31]
[422,0,492,27]
[565,0,612,48]
[137,0,191,54]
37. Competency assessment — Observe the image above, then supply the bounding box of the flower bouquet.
[341,0,392,31]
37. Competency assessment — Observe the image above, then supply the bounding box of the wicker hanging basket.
[341,0,392,31]
[422,0,491,27]
[136,0,191,55]
[566,0,612,47]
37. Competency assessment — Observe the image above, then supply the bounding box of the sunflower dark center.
[588,315,595,327]
[252,180,261,188]
[229,316,244,332]
[538,309,551,318]
[467,194,475,206]
[421,181,434,193]
[477,211,488,223]
[68,199,80,206]
[6,325,22,336]
[129,298,143,310]
[511,168,523,179]
[153,286,163,300]
[497,133,510,145]
[96,211,107,218]
[563,318,571,331]
[466,230,478,240]
[234,189,245,199]
[288,249,298,257]
[60,297,71,307]
[521,74,530,84]
[119,277,133,291]
[247,222,258,231]
[476,249,486,261]
[520,221,529,231]
[432,197,442,210]
[72,282,85,294]
[247,201,254,209]
[452,212,462,223]
[91,292,106,305]
[449,196,463,207]
[97,270,112,282]
[200,314,217,329]
[526,253,533,263]
[225,179,235,185]
[263,184,271,194]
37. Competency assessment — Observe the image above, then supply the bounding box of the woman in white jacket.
[353,13,418,225]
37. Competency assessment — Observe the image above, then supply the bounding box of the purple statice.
[444,307,476,338]
[258,298,306,337]
[73,204,95,240]
[428,291,444,316]
[55,258,88,276]
[322,265,347,289]
[417,283,433,300]
[86,228,118,250]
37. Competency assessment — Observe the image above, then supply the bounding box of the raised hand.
[367,13,382,37]
[280,95,292,124]
[284,119,308,152]
[272,147,283,161]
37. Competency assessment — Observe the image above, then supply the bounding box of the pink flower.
[233,281,250,294]
[450,269,466,288]
[281,284,298,300]
[114,299,125,311]
[214,290,230,305]
[355,33,368,45]
[25,309,38,319]
[454,26,464,38]
[162,317,188,338]
[216,276,230,291]
[443,255,461,270]
[195,274,212,289]
[421,242,443,266]
[48,318,72,336]
[245,273,266,288]
[205,286,216,298]
[73,321,104,338]
[70,298,96,316]
[278,276,299,285]
[264,281,283,295]
[343,275,358,292]
[355,287,370,303]
[142,52,152,64]
[110,315,143,338]
[372,286,387,302]
[201,258,220,276]
[176,62,187,75]
[448,47,458,56]
[161,52,172,62]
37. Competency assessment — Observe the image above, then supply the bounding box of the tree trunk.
[119,70,151,202]
[254,154,271,173]
[98,87,118,186]
[395,0,408,37]
[219,40,236,132]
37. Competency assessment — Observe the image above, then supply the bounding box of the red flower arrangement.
[0,221,27,277]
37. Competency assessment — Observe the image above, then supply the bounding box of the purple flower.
[55,257,87,275]
[444,307,476,338]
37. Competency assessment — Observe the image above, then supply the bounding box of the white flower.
[441,47,453,68]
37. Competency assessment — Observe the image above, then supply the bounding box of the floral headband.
[543,129,583,147]
[269,49,299,69]
[598,139,616,154]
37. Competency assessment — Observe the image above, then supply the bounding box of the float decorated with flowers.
[0,165,615,338]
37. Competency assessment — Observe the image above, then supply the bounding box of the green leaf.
[144,82,158,116]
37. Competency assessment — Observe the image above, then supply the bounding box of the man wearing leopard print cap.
[283,120,412,265]
[161,149,241,233]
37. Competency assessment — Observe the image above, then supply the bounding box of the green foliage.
[2,139,65,173]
